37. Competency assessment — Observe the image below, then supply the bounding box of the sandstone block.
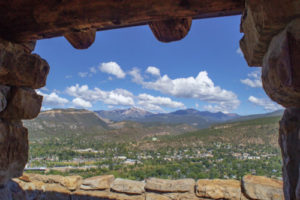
[72,190,144,200]
[262,18,300,107]
[64,28,96,49]
[0,120,28,186]
[240,0,300,66]
[146,193,171,200]
[0,46,49,89]
[80,175,114,190]
[196,179,241,200]
[149,17,192,43]
[242,175,283,200]
[0,87,42,120]
[20,174,82,191]
[145,178,195,193]
[111,178,145,195]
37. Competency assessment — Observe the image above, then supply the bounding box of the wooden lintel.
[0,0,244,42]
[149,18,192,42]
[64,29,96,49]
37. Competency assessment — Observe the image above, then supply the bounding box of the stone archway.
[0,0,299,199]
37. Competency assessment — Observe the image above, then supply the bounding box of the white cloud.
[146,66,161,77]
[203,103,231,113]
[90,67,97,74]
[72,97,92,108]
[78,72,88,78]
[129,68,144,83]
[248,96,283,111]
[65,75,72,79]
[241,70,262,88]
[66,84,134,106]
[99,62,126,79]
[37,91,69,107]
[129,69,239,113]
[138,93,185,112]
[236,47,243,57]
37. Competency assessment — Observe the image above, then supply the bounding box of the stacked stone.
[0,39,49,196]
[240,0,300,199]
[9,173,283,200]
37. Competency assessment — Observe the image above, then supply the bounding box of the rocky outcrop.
[242,175,283,200]
[3,173,284,200]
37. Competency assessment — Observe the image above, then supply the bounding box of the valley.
[24,108,283,181]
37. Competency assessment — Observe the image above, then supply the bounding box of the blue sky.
[34,15,282,115]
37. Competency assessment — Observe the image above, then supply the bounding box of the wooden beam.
[0,0,244,42]
[149,18,192,42]
[64,29,96,49]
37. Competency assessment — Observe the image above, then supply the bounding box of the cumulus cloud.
[241,70,262,88]
[248,96,283,111]
[138,93,185,112]
[37,91,69,107]
[99,62,126,79]
[146,66,161,77]
[129,69,239,113]
[66,84,134,106]
[72,97,92,108]
[129,68,144,83]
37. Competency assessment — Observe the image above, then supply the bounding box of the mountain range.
[95,107,240,128]
[24,107,284,143]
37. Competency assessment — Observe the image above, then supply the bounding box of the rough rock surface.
[196,179,242,200]
[0,120,28,186]
[240,0,300,66]
[262,19,300,107]
[64,29,96,49]
[145,178,195,193]
[111,178,145,195]
[72,190,145,200]
[80,174,114,190]
[0,44,49,89]
[242,175,283,200]
[0,87,42,119]
[149,18,192,43]
[18,173,82,191]
[6,174,284,200]
[279,108,300,200]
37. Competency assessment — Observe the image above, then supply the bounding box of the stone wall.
[1,173,283,200]
[0,39,49,190]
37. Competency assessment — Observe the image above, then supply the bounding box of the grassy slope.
[137,116,281,150]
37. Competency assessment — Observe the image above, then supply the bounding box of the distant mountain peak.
[95,107,152,122]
